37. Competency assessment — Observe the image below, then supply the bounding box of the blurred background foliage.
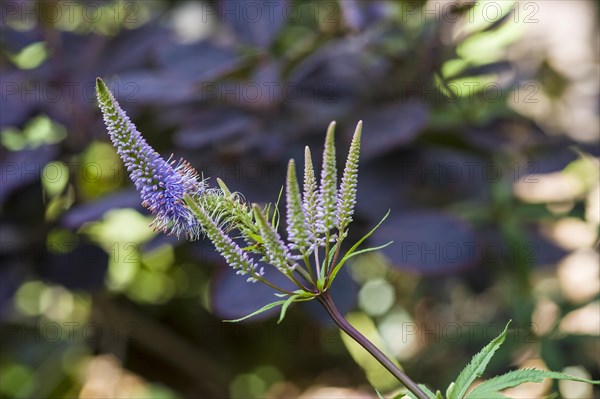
[0,0,598,398]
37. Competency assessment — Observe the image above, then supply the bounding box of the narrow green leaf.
[223,299,287,323]
[278,294,314,324]
[344,241,393,260]
[447,321,511,399]
[374,388,386,399]
[316,277,325,291]
[278,294,300,324]
[327,209,391,287]
[292,289,316,298]
[320,240,338,279]
[246,233,264,243]
[466,368,600,398]
[272,185,284,228]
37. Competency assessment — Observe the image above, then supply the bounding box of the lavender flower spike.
[96,78,205,240]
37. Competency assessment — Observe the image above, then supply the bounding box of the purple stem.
[318,291,429,399]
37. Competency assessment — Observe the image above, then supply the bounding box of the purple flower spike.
[96,78,205,240]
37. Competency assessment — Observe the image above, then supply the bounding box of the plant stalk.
[318,291,429,399]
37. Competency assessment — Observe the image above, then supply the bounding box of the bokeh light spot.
[359,279,395,316]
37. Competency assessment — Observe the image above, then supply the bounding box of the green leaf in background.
[1,114,67,151]
[340,312,401,392]
[9,42,48,69]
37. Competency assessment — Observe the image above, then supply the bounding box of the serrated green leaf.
[466,368,600,398]
[447,321,511,399]
[445,382,455,399]
[403,384,437,399]
[327,209,391,287]
[223,299,287,323]
[420,385,437,399]
[466,391,508,399]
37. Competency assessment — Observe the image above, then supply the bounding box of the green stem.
[314,245,321,279]
[288,271,312,293]
[293,263,315,288]
[321,232,331,277]
[318,292,429,399]
[325,232,344,286]
[256,277,294,296]
[303,254,316,283]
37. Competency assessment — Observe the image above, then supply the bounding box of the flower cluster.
[97,76,364,298]
[285,159,313,254]
[316,122,338,235]
[96,78,205,240]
